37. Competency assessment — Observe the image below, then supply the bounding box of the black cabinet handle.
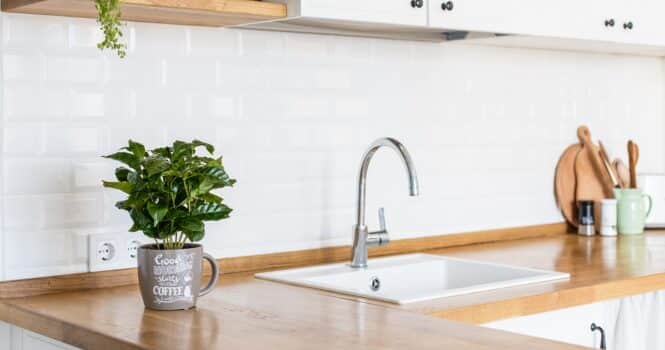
[604,19,615,27]
[441,1,454,11]
[624,21,634,30]
[410,0,424,8]
[591,323,606,350]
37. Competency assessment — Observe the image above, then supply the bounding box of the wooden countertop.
[3,231,665,349]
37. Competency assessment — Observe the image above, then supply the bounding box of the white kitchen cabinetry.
[0,322,79,350]
[298,0,428,27]
[485,301,616,349]
[428,0,573,39]
[429,0,665,47]
[245,0,665,55]
[485,290,665,350]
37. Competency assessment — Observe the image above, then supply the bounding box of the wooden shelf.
[1,0,287,27]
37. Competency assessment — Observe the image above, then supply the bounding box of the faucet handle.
[378,207,387,232]
[368,207,390,247]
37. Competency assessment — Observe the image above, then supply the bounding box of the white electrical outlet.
[88,233,149,272]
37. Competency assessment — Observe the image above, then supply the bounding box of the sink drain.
[370,276,381,291]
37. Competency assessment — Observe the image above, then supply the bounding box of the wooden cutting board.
[555,143,581,227]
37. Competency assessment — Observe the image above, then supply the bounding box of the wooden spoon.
[628,140,639,189]
[613,159,630,189]
[598,141,619,188]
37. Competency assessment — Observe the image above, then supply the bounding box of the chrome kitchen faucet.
[350,138,420,268]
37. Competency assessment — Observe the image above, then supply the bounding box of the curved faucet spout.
[351,137,420,268]
[355,137,419,227]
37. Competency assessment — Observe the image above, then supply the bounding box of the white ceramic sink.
[256,254,569,304]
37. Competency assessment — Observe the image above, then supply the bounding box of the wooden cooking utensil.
[598,141,619,188]
[628,140,639,189]
[554,143,582,227]
[575,126,615,198]
[613,159,630,189]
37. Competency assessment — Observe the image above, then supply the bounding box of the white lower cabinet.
[0,322,79,350]
[485,300,615,348]
[485,290,665,350]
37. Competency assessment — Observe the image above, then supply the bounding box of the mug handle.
[199,253,219,297]
[643,194,653,219]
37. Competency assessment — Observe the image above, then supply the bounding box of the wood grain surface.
[554,143,582,227]
[3,230,665,350]
[1,0,286,27]
[0,223,567,298]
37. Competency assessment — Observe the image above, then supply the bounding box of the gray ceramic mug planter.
[137,244,219,311]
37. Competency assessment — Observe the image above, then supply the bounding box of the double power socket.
[87,232,150,272]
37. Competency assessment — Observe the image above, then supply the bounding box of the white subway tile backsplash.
[3,158,72,195]
[4,229,87,280]
[163,57,217,89]
[3,125,43,155]
[73,161,110,189]
[70,91,105,119]
[67,20,102,49]
[4,86,69,121]
[3,15,68,49]
[45,56,105,84]
[0,13,664,281]
[3,50,44,82]
[44,126,101,154]
[42,192,102,228]
[3,195,44,230]
[187,27,238,57]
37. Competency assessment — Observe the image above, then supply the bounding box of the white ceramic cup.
[600,199,618,237]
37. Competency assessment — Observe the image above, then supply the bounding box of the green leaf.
[192,140,215,154]
[147,202,168,226]
[102,181,132,194]
[178,217,204,233]
[104,151,140,170]
[143,156,170,177]
[172,140,192,162]
[191,202,232,221]
[153,147,172,158]
[177,217,205,242]
[114,167,131,181]
[201,193,223,203]
[123,140,146,160]
[130,208,152,230]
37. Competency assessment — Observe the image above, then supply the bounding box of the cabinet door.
[301,0,428,27]
[428,0,574,37]
[484,301,614,348]
[618,0,665,46]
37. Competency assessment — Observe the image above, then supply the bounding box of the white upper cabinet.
[299,0,428,26]
[428,0,576,37]
[428,0,665,47]
[243,0,665,55]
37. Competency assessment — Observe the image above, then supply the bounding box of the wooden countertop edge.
[0,222,567,299]
[0,302,146,350]
[429,272,665,324]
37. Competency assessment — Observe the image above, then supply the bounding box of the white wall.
[0,13,663,280]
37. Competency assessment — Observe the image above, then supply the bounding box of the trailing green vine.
[95,0,127,58]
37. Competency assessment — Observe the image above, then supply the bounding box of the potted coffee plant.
[102,140,235,310]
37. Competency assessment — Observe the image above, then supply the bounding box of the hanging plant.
[95,0,127,58]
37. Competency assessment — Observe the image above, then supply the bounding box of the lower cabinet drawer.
[0,322,80,350]
[483,301,615,349]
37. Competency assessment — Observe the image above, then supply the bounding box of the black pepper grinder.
[578,200,595,236]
